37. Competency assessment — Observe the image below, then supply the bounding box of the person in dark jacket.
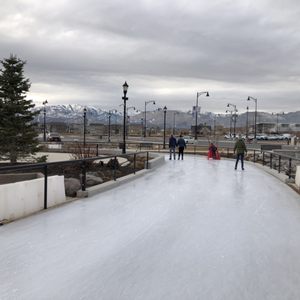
[234,136,247,170]
[169,134,177,160]
[177,135,186,160]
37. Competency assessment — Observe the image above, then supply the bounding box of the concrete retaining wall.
[296,166,300,189]
[0,176,66,223]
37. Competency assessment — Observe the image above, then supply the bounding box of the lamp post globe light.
[227,103,238,138]
[195,91,209,140]
[247,96,258,139]
[122,82,129,154]
[144,100,155,138]
[42,100,48,142]
[163,106,167,149]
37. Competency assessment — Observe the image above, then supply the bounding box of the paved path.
[1,155,300,299]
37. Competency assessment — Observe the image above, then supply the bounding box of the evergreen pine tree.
[0,54,39,164]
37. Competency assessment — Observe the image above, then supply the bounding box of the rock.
[64,178,81,197]
[86,174,103,187]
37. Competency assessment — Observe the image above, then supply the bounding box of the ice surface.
[1,155,300,300]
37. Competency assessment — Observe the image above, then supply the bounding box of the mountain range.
[34,104,300,129]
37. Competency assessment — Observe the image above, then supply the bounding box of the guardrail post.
[134,153,136,174]
[262,152,265,166]
[270,153,273,169]
[81,159,86,191]
[44,164,48,209]
[253,150,256,163]
[113,156,117,181]
[96,144,99,156]
[278,155,281,173]
[227,148,229,158]
[288,158,292,179]
[146,152,149,169]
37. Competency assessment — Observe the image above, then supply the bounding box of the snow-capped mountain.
[34,104,123,124]
[33,104,300,128]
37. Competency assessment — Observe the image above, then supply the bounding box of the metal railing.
[0,151,150,210]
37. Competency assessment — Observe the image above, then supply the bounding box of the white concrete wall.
[0,176,66,223]
[295,165,300,189]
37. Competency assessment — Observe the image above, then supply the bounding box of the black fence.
[0,151,150,210]
[41,141,300,180]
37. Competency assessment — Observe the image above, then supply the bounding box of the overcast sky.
[1,0,300,113]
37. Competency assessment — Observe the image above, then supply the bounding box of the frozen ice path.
[1,155,300,300]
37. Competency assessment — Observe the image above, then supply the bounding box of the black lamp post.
[246,106,249,139]
[195,91,209,140]
[144,100,155,137]
[226,109,233,138]
[42,100,48,142]
[247,96,258,139]
[272,112,284,134]
[140,118,144,138]
[213,114,220,138]
[126,106,135,137]
[108,111,112,142]
[122,82,129,154]
[163,106,167,149]
[227,103,237,138]
[108,109,117,142]
[173,112,178,135]
[83,108,87,151]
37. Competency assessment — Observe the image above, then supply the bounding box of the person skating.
[177,134,186,160]
[208,142,217,159]
[169,134,177,160]
[234,135,247,170]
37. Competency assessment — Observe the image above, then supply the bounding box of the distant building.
[256,122,300,133]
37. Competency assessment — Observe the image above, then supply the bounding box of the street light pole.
[42,100,48,142]
[247,96,258,139]
[126,106,135,137]
[195,91,209,140]
[144,100,155,137]
[140,118,144,138]
[213,114,220,139]
[246,106,249,139]
[173,112,178,135]
[227,103,238,138]
[108,112,112,142]
[163,106,167,149]
[122,82,129,154]
[83,108,87,152]
[226,109,233,138]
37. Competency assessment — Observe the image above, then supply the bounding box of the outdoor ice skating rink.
[1,155,300,300]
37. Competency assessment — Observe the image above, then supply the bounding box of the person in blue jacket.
[177,134,187,160]
[169,134,177,160]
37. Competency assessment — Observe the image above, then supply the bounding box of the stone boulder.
[86,174,103,187]
[64,178,81,197]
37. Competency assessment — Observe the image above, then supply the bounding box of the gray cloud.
[0,0,300,113]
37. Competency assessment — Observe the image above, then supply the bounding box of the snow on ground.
[1,155,300,299]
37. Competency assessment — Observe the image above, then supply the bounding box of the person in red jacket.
[208,143,217,159]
